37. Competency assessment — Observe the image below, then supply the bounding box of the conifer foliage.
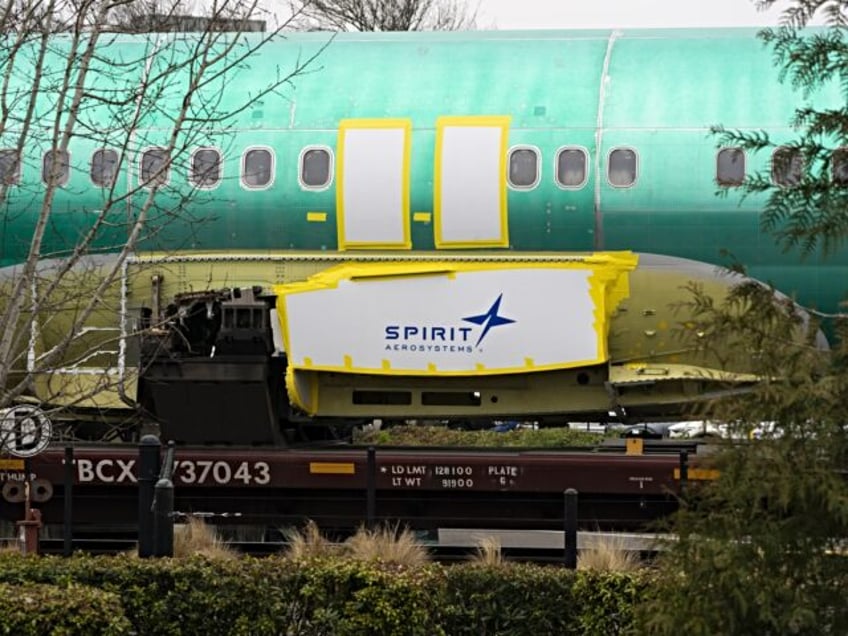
[640,2,848,633]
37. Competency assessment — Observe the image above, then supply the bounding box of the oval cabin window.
[301,148,331,188]
[772,147,803,186]
[242,148,273,188]
[141,148,169,186]
[91,149,119,187]
[556,147,587,188]
[833,148,848,185]
[190,148,221,188]
[42,149,70,186]
[508,147,539,188]
[608,148,637,187]
[0,149,20,185]
[716,148,745,186]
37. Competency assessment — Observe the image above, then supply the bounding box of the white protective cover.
[339,126,407,246]
[436,122,508,246]
[280,266,605,375]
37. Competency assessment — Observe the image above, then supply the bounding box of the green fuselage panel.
[0,28,843,313]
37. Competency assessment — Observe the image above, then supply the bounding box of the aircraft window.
[140,147,169,186]
[0,149,20,185]
[91,149,119,187]
[833,148,848,185]
[242,148,273,188]
[42,149,70,186]
[716,148,745,186]
[556,147,587,188]
[508,147,539,189]
[190,147,221,188]
[300,147,331,188]
[772,147,803,186]
[608,148,637,187]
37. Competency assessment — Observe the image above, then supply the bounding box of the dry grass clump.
[283,521,429,565]
[345,524,429,566]
[283,520,339,560]
[173,516,238,560]
[470,535,503,566]
[577,534,642,572]
[0,540,19,554]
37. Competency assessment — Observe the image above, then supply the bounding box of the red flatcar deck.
[0,442,711,538]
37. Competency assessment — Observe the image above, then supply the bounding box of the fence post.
[137,435,161,558]
[563,488,578,569]
[17,458,40,555]
[63,446,73,557]
[679,450,689,499]
[366,446,376,529]
[153,441,175,558]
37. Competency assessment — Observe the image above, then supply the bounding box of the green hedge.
[291,559,445,635]
[0,581,131,635]
[441,563,580,634]
[354,424,604,447]
[0,555,299,636]
[0,554,646,636]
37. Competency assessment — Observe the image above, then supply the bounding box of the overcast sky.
[262,0,826,30]
[475,0,804,29]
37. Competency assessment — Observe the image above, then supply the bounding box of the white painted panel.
[281,267,601,375]
[341,127,406,245]
[439,126,505,244]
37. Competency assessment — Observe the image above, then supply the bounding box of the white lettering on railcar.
[440,478,474,489]
[386,463,427,487]
[389,464,426,476]
[0,472,35,482]
[487,464,520,486]
[390,476,424,487]
[173,460,271,485]
[77,459,137,483]
[76,459,272,485]
[628,476,654,490]
[487,465,518,477]
[434,465,472,477]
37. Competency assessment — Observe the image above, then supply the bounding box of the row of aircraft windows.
[512,146,848,189]
[0,145,597,190]
[0,147,324,190]
[1,145,847,190]
[714,147,848,186]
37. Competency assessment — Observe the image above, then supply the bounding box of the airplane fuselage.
[0,28,838,441]
[0,28,842,311]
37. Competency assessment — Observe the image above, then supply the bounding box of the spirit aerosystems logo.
[384,294,516,354]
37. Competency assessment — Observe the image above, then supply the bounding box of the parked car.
[618,423,670,439]
[748,421,781,439]
[667,421,726,439]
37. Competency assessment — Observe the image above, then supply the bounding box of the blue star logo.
[462,294,516,347]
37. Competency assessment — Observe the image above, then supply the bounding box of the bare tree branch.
[0,0,326,440]
[287,0,477,32]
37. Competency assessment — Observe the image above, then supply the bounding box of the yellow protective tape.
[274,252,638,386]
